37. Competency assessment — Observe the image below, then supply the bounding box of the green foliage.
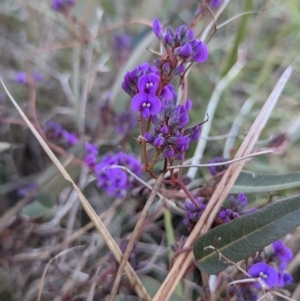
[232,171,300,193]
[194,193,300,274]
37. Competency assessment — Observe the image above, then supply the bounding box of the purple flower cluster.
[244,240,293,292]
[228,240,293,300]
[122,62,173,118]
[183,197,207,230]
[94,152,142,198]
[122,19,208,121]
[208,156,229,176]
[184,193,254,231]
[153,19,208,67]
[145,96,201,161]
[44,121,78,146]
[51,0,76,12]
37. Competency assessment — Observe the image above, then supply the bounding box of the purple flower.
[45,121,63,139]
[154,136,165,147]
[113,34,131,52]
[272,240,293,262]
[85,154,97,168]
[51,0,76,12]
[138,74,160,95]
[95,152,142,198]
[248,262,277,288]
[184,197,207,230]
[277,262,293,287]
[207,156,229,176]
[210,0,222,8]
[192,40,209,63]
[131,93,161,119]
[176,43,192,59]
[85,142,98,156]
[15,71,27,84]
[62,131,78,145]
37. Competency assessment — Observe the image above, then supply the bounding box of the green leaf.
[22,191,54,218]
[231,171,300,193]
[194,194,300,275]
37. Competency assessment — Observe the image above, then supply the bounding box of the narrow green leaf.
[231,171,300,193]
[22,191,54,218]
[194,194,300,275]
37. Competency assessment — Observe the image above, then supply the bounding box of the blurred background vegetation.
[1,0,300,300]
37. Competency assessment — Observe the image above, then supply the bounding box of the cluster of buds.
[153,19,208,78]
[144,94,202,162]
[183,193,255,231]
[44,121,78,146]
[94,152,142,198]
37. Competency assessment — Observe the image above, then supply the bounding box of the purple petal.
[154,137,165,147]
[131,93,148,112]
[193,41,209,63]
[141,107,151,119]
[159,85,173,101]
[144,132,155,143]
[153,18,163,39]
[147,94,161,115]
[177,43,192,59]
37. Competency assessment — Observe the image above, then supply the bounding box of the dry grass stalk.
[0,78,151,301]
[152,65,293,301]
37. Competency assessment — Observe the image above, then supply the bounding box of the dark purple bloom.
[85,142,98,156]
[164,30,175,46]
[45,120,63,139]
[277,261,293,287]
[248,262,277,288]
[165,148,175,158]
[207,156,229,176]
[113,34,131,52]
[272,240,293,262]
[85,154,97,168]
[154,136,165,147]
[15,71,27,84]
[51,0,76,12]
[144,132,155,143]
[210,0,222,8]
[95,152,142,198]
[193,40,209,63]
[159,85,173,101]
[62,131,78,145]
[131,93,161,118]
[176,43,192,59]
[185,99,193,111]
[184,197,207,230]
[138,74,159,95]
